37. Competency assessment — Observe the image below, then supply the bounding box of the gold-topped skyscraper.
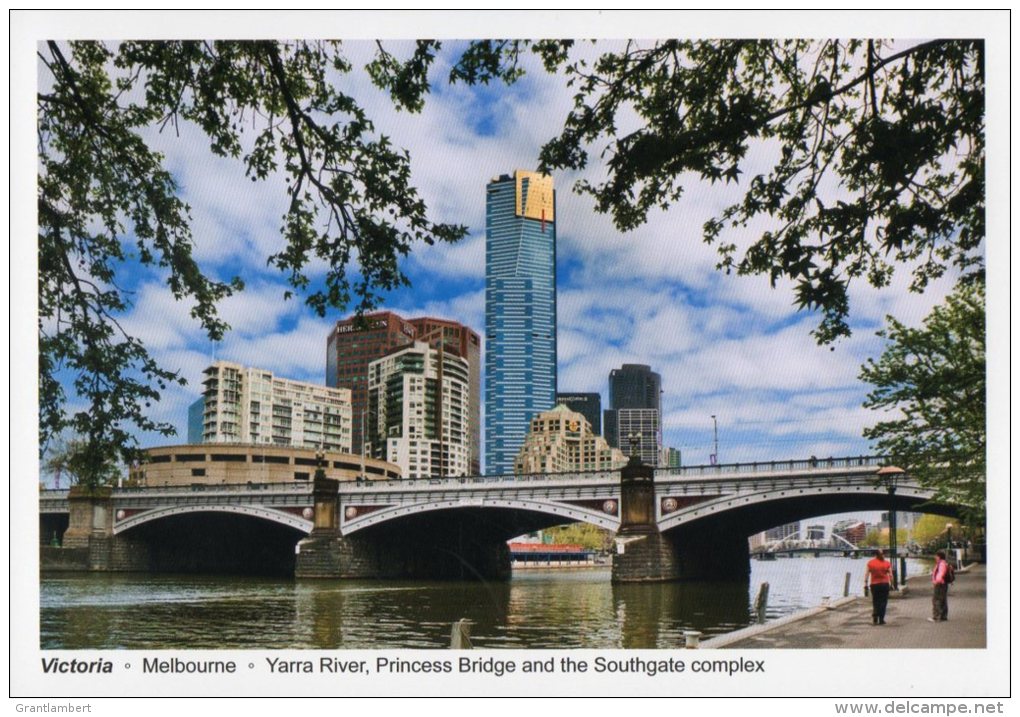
[485,170,557,475]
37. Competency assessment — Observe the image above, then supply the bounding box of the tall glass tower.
[485,170,557,475]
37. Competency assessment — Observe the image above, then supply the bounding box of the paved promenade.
[705,563,986,649]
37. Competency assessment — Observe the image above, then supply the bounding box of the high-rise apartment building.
[326,312,481,472]
[604,364,662,462]
[409,317,482,475]
[366,341,471,479]
[485,170,557,475]
[514,404,626,475]
[555,392,602,436]
[200,361,352,451]
[326,311,416,453]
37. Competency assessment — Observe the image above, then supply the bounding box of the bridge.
[40,455,958,582]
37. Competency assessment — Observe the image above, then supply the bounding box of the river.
[40,557,931,650]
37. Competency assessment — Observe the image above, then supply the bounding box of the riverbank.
[703,563,986,649]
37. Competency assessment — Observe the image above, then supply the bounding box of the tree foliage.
[38,40,465,483]
[452,39,985,343]
[41,435,121,490]
[860,281,985,522]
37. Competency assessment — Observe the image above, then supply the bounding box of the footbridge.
[40,455,957,581]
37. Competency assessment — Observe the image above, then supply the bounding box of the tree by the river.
[860,281,985,523]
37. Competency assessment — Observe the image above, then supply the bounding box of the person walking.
[864,548,893,625]
[929,549,950,622]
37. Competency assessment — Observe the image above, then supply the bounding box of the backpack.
[944,562,956,584]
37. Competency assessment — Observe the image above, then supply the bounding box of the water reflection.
[40,558,930,650]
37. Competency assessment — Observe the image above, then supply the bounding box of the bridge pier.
[295,476,512,580]
[44,486,149,571]
[612,457,681,583]
[294,476,347,578]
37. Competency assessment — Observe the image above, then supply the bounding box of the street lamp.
[627,432,641,461]
[877,466,905,589]
[710,415,719,465]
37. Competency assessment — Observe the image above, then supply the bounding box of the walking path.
[704,563,986,649]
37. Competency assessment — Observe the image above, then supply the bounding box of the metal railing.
[38,455,893,499]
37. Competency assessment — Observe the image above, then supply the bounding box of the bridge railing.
[655,455,886,479]
[37,456,892,499]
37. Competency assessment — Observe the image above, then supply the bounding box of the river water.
[40,557,931,650]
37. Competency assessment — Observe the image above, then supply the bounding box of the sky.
[79,39,962,469]
[82,38,967,473]
[21,13,1005,515]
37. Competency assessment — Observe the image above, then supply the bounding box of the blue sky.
[21,14,1005,491]
[91,38,969,473]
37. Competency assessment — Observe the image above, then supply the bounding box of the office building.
[514,404,627,475]
[615,408,661,466]
[485,170,557,475]
[187,397,205,444]
[604,364,662,463]
[326,311,417,453]
[366,341,471,479]
[199,360,352,451]
[556,392,602,435]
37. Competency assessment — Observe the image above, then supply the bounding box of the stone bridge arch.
[113,504,312,575]
[658,481,950,535]
[342,497,618,537]
[114,504,313,535]
[654,483,958,581]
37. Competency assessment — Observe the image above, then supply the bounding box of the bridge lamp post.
[710,415,719,465]
[877,466,905,589]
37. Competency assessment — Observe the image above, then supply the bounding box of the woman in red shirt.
[865,549,893,625]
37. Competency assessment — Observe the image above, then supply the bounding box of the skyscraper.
[485,170,557,475]
[604,364,662,464]
[326,311,417,453]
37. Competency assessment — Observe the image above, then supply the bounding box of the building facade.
[660,446,682,468]
[187,397,205,444]
[604,364,662,464]
[326,311,417,454]
[408,317,482,475]
[513,404,627,475]
[366,341,472,479]
[614,408,661,466]
[555,392,602,436]
[200,361,352,452]
[765,522,801,542]
[485,170,557,476]
[130,444,400,486]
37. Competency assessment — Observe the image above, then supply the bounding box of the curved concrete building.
[129,444,402,486]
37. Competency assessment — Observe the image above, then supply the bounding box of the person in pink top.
[929,549,950,621]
